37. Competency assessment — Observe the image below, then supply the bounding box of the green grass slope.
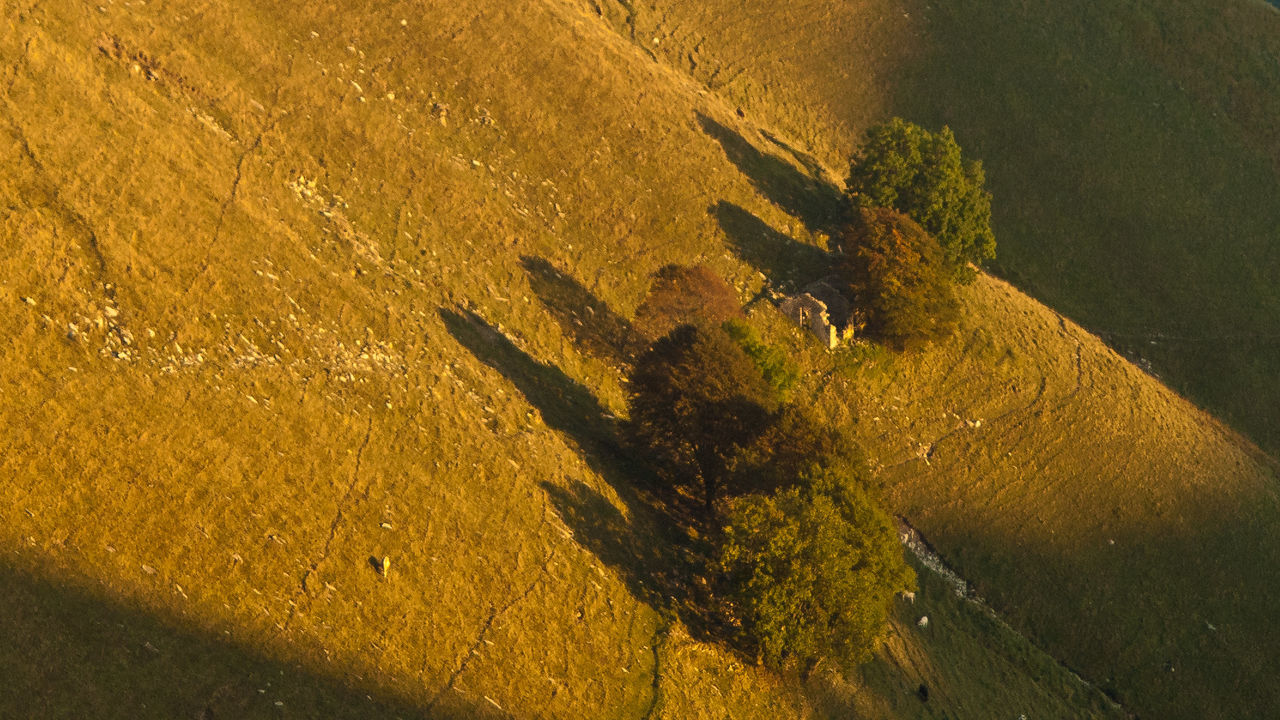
[0,0,1273,718]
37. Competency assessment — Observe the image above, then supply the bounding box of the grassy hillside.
[580,2,1280,715]
[589,0,1280,456]
[1,0,1276,719]
[0,0,1132,717]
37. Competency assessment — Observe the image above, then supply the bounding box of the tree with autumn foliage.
[633,264,745,340]
[846,118,995,283]
[836,207,959,348]
[626,324,777,514]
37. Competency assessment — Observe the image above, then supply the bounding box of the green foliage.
[634,264,745,339]
[846,118,995,283]
[627,324,778,513]
[836,208,959,348]
[736,405,864,496]
[722,318,800,399]
[718,467,915,674]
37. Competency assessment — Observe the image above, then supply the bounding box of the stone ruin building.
[778,279,860,349]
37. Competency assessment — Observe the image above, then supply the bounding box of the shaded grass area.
[698,112,846,237]
[440,305,724,644]
[605,0,1280,454]
[818,557,1125,720]
[714,201,832,293]
[883,0,1280,453]
[520,255,642,364]
[0,559,493,720]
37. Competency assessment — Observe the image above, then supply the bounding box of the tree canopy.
[836,207,959,348]
[718,467,915,674]
[846,118,995,283]
[627,324,777,513]
[633,264,744,339]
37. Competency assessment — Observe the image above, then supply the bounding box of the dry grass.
[596,0,1280,453]
[1,1,1275,719]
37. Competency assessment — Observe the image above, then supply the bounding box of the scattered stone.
[103,306,119,318]
[142,564,157,575]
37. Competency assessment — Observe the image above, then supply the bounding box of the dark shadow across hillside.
[0,561,493,720]
[714,200,832,291]
[697,112,846,235]
[440,307,728,645]
[520,256,641,364]
[440,308,619,453]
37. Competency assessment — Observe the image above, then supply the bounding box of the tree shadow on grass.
[714,200,833,292]
[697,112,846,236]
[440,307,727,644]
[520,256,642,365]
[0,560,494,720]
[440,308,619,453]
[760,128,831,184]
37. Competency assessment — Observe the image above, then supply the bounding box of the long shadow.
[0,561,494,720]
[760,128,829,183]
[697,112,846,235]
[520,256,642,365]
[440,308,725,642]
[714,200,833,292]
[440,308,619,452]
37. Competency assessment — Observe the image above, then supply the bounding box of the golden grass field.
[1,0,1277,718]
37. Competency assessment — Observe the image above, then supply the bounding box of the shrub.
[846,118,995,283]
[718,467,915,674]
[627,324,777,514]
[836,208,959,348]
[634,265,744,339]
[722,318,800,399]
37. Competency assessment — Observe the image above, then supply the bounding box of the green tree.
[721,318,800,399]
[846,118,995,283]
[836,207,959,348]
[735,405,864,496]
[627,324,777,514]
[718,467,915,674]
